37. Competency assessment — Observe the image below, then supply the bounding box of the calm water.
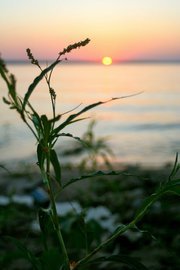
[0,63,180,166]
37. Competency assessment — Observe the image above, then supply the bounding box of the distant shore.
[4,59,180,65]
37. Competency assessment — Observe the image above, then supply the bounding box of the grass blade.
[41,115,52,143]
[37,143,46,169]
[62,170,132,189]
[22,60,60,110]
[52,92,142,135]
[50,149,61,186]
[55,132,83,143]
[168,153,179,181]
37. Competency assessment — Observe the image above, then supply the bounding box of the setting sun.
[102,56,112,66]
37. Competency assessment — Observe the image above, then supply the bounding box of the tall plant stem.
[45,152,70,269]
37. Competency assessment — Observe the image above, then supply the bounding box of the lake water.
[0,63,180,166]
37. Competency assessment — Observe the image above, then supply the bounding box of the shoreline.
[0,159,177,198]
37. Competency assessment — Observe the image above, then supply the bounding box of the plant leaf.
[2,96,11,105]
[63,170,132,189]
[165,185,180,196]
[41,115,52,143]
[48,114,61,123]
[134,192,161,222]
[168,153,179,181]
[37,143,45,169]
[22,59,60,110]
[38,208,52,233]
[56,132,83,143]
[51,118,89,141]
[32,113,42,133]
[0,63,11,88]
[164,178,180,195]
[53,92,142,135]
[50,149,61,186]
[134,177,180,222]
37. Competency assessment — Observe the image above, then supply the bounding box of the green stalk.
[45,151,70,269]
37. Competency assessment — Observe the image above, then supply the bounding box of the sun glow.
[102,56,112,65]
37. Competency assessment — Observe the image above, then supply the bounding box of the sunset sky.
[1,0,180,62]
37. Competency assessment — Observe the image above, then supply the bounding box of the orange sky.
[1,0,180,62]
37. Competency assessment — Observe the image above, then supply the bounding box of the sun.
[102,56,112,66]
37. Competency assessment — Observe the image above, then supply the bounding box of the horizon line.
[4,58,180,65]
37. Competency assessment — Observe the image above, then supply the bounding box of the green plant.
[62,119,114,171]
[0,39,179,270]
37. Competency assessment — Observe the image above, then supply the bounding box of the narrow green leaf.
[38,208,52,233]
[164,178,180,195]
[67,117,90,125]
[53,92,142,135]
[48,114,61,123]
[53,101,107,134]
[56,132,82,142]
[0,64,11,88]
[63,170,131,189]
[32,115,40,127]
[165,185,180,196]
[50,149,61,186]
[41,114,49,127]
[2,96,11,105]
[41,115,51,142]
[134,177,180,222]
[168,153,179,181]
[134,192,160,222]
[111,224,127,235]
[37,143,45,169]
[32,114,42,129]
[22,59,60,110]
[10,105,16,109]
[51,118,89,141]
